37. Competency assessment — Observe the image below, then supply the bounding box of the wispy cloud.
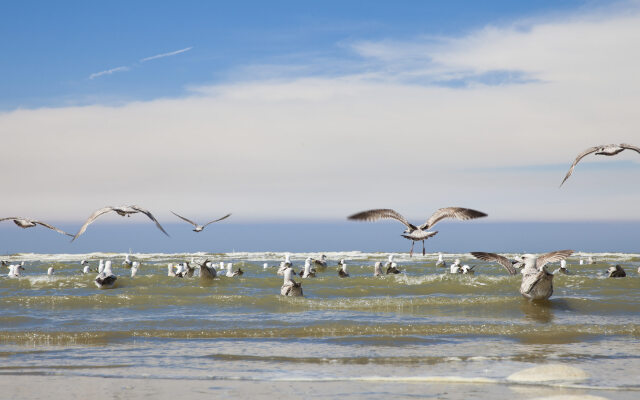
[140,47,193,62]
[88,66,129,80]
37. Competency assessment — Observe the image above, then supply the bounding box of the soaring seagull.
[170,211,231,232]
[471,250,573,300]
[0,217,73,237]
[348,207,488,256]
[72,205,169,241]
[560,143,640,186]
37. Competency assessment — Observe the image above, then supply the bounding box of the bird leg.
[410,241,414,257]
[422,240,425,256]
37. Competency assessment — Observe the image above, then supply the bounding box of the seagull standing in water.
[373,262,384,277]
[95,260,117,289]
[461,265,475,275]
[338,259,349,277]
[0,217,73,237]
[199,260,217,280]
[130,262,140,278]
[471,250,573,300]
[607,265,626,278]
[225,263,243,277]
[553,260,570,275]
[72,205,169,241]
[312,255,328,269]
[170,211,231,232]
[47,267,54,276]
[280,266,303,297]
[435,253,446,268]
[560,143,640,186]
[7,263,25,278]
[348,207,487,256]
[449,259,462,274]
[300,258,316,278]
[122,254,133,268]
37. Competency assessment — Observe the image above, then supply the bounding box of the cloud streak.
[140,47,193,62]
[88,66,129,80]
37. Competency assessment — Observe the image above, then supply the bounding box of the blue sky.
[1,0,592,109]
[2,0,640,253]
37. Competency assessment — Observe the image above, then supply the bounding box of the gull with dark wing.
[471,250,573,300]
[72,205,169,241]
[199,259,217,280]
[0,217,73,237]
[560,143,640,186]
[348,207,487,256]
[171,211,231,232]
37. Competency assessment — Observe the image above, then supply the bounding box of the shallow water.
[1,252,639,398]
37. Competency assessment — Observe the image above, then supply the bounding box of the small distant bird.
[72,205,169,241]
[173,263,187,278]
[183,260,196,278]
[588,256,595,265]
[95,260,117,289]
[374,262,383,277]
[311,255,328,269]
[280,266,303,297]
[199,260,217,280]
[263,263,269,269]
[122,254,133,268]
[170,211,231,232]
[461,265,475,275]
[167,263,177,277]
[7,263,25,278]
[579,259,585,265]
[225,263,242,277]
[0,217,73,237]
[553,259,570,275]
[81,260,91,274]
[384,255,395,271]
[435,253,446,268]
[607,265,626,278]
[300,258,316,278]
[130,262,140,277]
[386,261,400,275]
[47,267,54,276]
[450,259,462,274]
[348,207,487,256]
[471,250,573,300]
[560,143,640,186]
[338,259,349,277]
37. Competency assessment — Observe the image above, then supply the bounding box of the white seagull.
[449,259,462,274]
[471,250,573,300]
[0,217,73,237]
[7,263,25,278]
[47,267,54,276]
[72,205,169,241]
[299,258,316,278]
[225,263,243,277]
[560,143,640,186]
[280,266,303,297]
[130,262,140,278]
[170,211,231,232]
[461,265,475,275]
[435,253,446,268]
[348,207,487,256]
[552,259,570,275]
[122,254,133,268]
[374,261,383,277]
[338,259,349,278]
[95,260,117,289]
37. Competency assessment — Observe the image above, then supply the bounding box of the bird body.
[95,261,117,289]
[73,205,169,241]
[560,143,640,186]
[171,211,231,232]
[553,259,570,275]
[374,262,383,276]
[199,260,217,280]
[300,258,316,278]
[607,265,626,278]
[450,259,462,274]
[348,207,487,256]
[435,253,446,268]
[130,262,139,278]
[338,259,349,277]
[47,267,54,276]
[312,255,328,269]
[7,263,25,278]
[280,267,303,296]
[461,265,474,275]
[225,263,242,277]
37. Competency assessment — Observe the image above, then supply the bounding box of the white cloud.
[140,47,193,62]
[88,66,129,80]
[3,5,640,222]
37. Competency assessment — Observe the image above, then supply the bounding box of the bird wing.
[420,207,487,230]
[203,213,232,227]
[0,217,20,222]
[621,143,640,154]
[72,207,115,241]
[170,211,198,227]
[560,146,600,187]
[470,252,517,275]
[347,209,415,229]
[131,206,170,237]
[33,220,74,237]
[536,250,573,269]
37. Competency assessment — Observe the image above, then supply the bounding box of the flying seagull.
[0,217,73,237]
[471,250,573,300]
[170,211,231,232]
[72,205,169,241]
[560,143,640,186]
[348,207,488,256]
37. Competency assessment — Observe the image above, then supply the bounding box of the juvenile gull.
[72,205,169,241]
[348,207,487,256]
[471,250,573,300]
[311,255,328,269]
[607,265,626,278]
[280,267,303,297]
[170,211,231,232]
[374,261,383,277]
[386,260,400,275]
[0,217,73,237]
[199,260,217,280]
[560,143,640,186]
[95,260,117,289]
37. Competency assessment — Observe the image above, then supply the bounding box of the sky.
[1,0,640,252]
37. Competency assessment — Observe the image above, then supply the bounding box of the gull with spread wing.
[0,217,73,237]
[72,205,169,241]
[171,211,231,232]
[348,207,487,256]
[560,143,640,186]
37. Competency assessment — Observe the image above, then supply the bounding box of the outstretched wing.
[536,250,573,269]
[131,205,170,237]
[621,143,640,154]
[470,252,517,275]
[171,211,198,227]
[72,207,115,241]
[347,209,415,229]
[203,213,232,227]
[33,220,74,237]
[420,207,488,230]
[0,217,20,222]
[560,146,600,187]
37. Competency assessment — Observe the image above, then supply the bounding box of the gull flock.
[1,143,639,301]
